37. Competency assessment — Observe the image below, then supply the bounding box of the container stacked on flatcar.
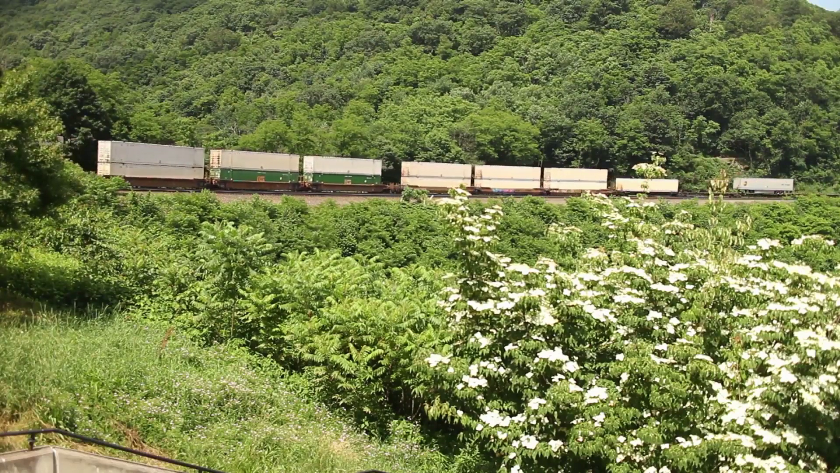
[732,178,794,194]
[209,149,300,190]
[614,178,680,194]
[474,165,542,193]
[303,156,386,191]
[544,168,608,193]
[97,141,205,189]
[401,162,472,190]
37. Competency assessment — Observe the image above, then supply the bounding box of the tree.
[452,108,541,165]
[30,60,118,172]
[657,0,699,38]
[0,70,80,227]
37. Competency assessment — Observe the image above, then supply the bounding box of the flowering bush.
[420,189,840,473]
[632,152,668,181]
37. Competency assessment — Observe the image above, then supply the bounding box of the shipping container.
[732,178,794,193]
[209,149,299,183]
[401,162,472,188]
[97,141,204,180]
[614,178,680,193]
[303,156,382,185]
[544,168,608,191]
[474,165,541,190]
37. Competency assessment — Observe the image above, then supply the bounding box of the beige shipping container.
[474,165,541,189]
[97,162,203,180]
[210,150,299,172]
[303,156,382,176]
[97,141,204,179]
[401,162,472,188]
[544,168,608,191]
[615,178,680,193]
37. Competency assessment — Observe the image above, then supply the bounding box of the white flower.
[476,424,483,431]
[472,332,491,348]
[520,435,539,450]
[538,348,569,362]
[510,466,521,473]
[426,353,451,367]
[548,439,564,452]
[462,375,488,388]
[585,386,609,404]
[564,361,580,372]
[480,410,511,427]
[651,283,680,293]
[779,368,797,383]
[592,412,605,423]
[616,354,625,361]
[528,398,547,410]
[617,435,626,443]
[629,438,644,447]
[655,343,668,352]
[694,354,713,362]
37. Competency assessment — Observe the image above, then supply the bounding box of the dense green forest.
[1,0,840,186]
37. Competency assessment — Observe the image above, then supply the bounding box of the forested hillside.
[1,0,840,186]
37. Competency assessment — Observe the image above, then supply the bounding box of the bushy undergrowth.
[0,316,453,473]
[419,190,840,472]
[4,180,840,470]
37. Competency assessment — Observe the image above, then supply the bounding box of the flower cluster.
[422,189,840,473]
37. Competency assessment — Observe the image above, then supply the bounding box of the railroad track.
[116,188,813,202]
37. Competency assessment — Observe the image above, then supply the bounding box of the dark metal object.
[0,429,225,473]
[0,429,388,473]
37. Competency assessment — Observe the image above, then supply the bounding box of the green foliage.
[0,69,80,228]
[2,0,840,185]
[0,317,454,473]
[29,59,124,171]
[242,251,448,432]
[419,189,840,472]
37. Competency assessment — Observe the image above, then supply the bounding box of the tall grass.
[0,314,453,473]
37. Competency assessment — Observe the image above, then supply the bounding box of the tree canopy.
[0,69,80,227]
[1,0,839,187]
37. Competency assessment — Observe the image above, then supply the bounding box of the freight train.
[97,141,796,196]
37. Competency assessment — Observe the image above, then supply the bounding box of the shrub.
[242,251,449,433]
[418,189,840,472]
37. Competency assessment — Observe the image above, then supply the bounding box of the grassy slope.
[0,312,451,473]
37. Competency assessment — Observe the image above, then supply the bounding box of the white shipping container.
[303,156,382,176]
[401,162,472,188]
[98,162,204,180]
[615,178,680,193]
[98,141,204,167]
[474,165,541,189]
[544,168,608,190]
[732,178,794,192]
[210,150,299,172]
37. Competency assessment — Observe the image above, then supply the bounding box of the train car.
[732,178,794,194]
[97,141,205,189]
[303,156,385,192]
[474,165,542,193]
[544,168,608,193]
[614,178,680,194]
[401,162,472,191]
[210,150,300,191]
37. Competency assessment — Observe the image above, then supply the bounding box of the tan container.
[210,150,299,172]
[401,162,472,188]
[544,168,608,191]
[474,165,541,189]
[303,156,382,176]
[615,178,680,193]
[732,178,794,192]
[97,141,204,180]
